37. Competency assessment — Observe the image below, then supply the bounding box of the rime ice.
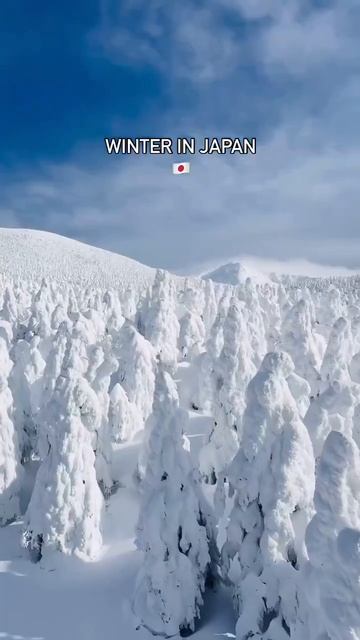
[0,230,359,640]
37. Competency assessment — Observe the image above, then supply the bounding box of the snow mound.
[202,262,267,286]
[0,228,155,289]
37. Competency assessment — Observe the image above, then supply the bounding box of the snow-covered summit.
[0,228,154,289]
[203,257,360,289]
[202,262,266,286]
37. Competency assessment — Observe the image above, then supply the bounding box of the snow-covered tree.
[91,344,119,496]
[10,335,45,461]
[199,297,255,481]
[144,269,180,372]
[258,282,282,351]
[119,285,137,321]
[178,310,205,361]
[286,370,311,418]
[1,285,18,325]
[239,278,266,367]
[281,298,322,393]
[190,290,231,413]
[50,303,68,332]
[26,280,54,359]
[109,383,140,443]
[202,278,217,335]
[317,286,346,340]
[133,369,211,636]
[114,320,156,424]
[304,381,356,459]
[304,431,360,640]
[0,342,23,524]
[320,316,353,388]
[222,351,315,640]
[23,338,103,562]
[181,277,205,318]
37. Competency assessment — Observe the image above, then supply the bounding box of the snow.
[202,262,269,286]
[0,436,235,640]
[201,257,360,285]
[0,228,360,640]
[0,228,155,289]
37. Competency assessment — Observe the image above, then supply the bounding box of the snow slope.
[0,228,155,289]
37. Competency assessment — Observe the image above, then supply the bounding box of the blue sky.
[1,0,360,271]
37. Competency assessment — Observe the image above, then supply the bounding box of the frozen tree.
[144,269,180,372]
[350,351,360,384]
[181,277,205,318]
[133,369,211,637]
[23,340,103,562]
[287,370,311,418]
[41,321,70,402]
[0,339,23,524]
[10,335,45,461]
[217,296,256,431]
[320,317,353,388]
[91,344,119,497]
[178,310,205,361]
[199,297,255,481]
[239,278,267,368]
[304,431,360,640]
[114,320,156,424]
[26,280,55,359]
[222,352,315,640]
[0,316,13,350]
[258,282,282,351]
[191,290,231,413]
[304,381,356,459]
[102,291,124,337]
[281,298,322,393]
[86,344,105,385]
[102,290,121,322]
[109,383,141,443]
[50,303,68,332]
[317,286,346,339]
[119,285,137,321]
[202,278,218,335]
[1,285,18,325]
[67,287,80,321]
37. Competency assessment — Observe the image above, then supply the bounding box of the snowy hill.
[0,228,155,289]
[203,257,360,289]
[202,261,267,285]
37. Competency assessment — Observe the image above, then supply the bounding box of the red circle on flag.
[178,164,184,172]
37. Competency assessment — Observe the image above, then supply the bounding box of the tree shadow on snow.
[181,581,236,638]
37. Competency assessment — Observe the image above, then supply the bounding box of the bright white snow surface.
[0,228,154,289]
[1,228,360,640]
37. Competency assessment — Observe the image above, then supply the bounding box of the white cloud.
[92,1,242,82]
[260,4,357,75]
[92,0,359,82]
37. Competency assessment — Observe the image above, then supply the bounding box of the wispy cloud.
[92,0,360,81]
[91,1,244,82]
